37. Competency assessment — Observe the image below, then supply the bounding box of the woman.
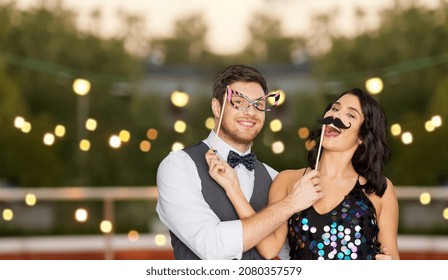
[206,88,399,260]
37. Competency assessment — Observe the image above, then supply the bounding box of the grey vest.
[169,142,272,259]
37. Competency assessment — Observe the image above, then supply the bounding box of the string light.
[75,208,88,222]
[109,135,121,149]
[272,141,285,154]
[390,124,402,136]
[205,117,215,130]
[14,116,25,129]
[2,209,13,221]
[401,132,413,145]
[85,118,97,131]
[147,128,158,140]
[43,133,56,146]
[174,120,187,133]
[128,230,140,242]
[365,77,383,94]
[54,125,66,137]
[154,234,167,246]
[25,193,37,206]
[298,127,309,139]
[100,220,113,233]
[119,130,131,142]
[171,90,189,107]
[419,192,431,205]
[79,139,91,151]
[73,78,91,96]
[140,140,151,152]
[270,119,282,132]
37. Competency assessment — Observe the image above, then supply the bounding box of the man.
[156,65,320,260]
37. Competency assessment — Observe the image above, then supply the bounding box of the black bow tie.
[227,150,256,171]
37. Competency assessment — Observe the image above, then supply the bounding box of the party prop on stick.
[314,124,325,171]
[212,88,228,154]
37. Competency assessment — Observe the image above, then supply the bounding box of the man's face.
[212,81,266,151]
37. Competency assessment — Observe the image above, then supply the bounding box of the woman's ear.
[358,139,363,145]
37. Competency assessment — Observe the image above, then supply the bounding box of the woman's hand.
[205,149,240,195]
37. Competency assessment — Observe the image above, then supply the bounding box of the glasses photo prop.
[226,87,280,112]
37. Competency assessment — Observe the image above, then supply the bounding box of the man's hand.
[375,247,394,260]
[286,169,324,213]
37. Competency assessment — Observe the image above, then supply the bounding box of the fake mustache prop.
[317,116,352,129]
[314,117,351,171]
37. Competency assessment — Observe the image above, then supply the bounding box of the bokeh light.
[401,132,413,145]
[2,209,13,221]
[270,119,282,132]
[147,128,158,140]
[119,130,131,142]
[73,78,91,96]
[21,121,32,133]
[25,193,37,206]
[390,123,402,136]
[174,120,187,133]
[128,230,140,242]
[298,127,310,139]
[80,139,91,151]
[85,118,97,131]
[171,90,189,107]
[272,141,285,154]
[55,125,66,137]
[100,220,113,233]
[365,77,383,94]
[43,133,55,146]
[172,142,184,151]
[14,116,25,129]
[109,135,121,149]
[140,140,151,152]
[205,117,215,130]
[75,208,88,222]
[419,192,431,205]
[432,115,442,127]
[305,140,316,151]
[268,89,286,106]
[155,234,167,247]
[425,120,435,132]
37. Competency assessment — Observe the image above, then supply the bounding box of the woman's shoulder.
[271,168,308,189]
[269,168,307,200]
[277,168,308,179]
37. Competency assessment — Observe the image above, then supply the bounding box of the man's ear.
[211,98,221,118]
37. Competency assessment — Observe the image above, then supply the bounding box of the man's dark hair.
[212,65,268,105]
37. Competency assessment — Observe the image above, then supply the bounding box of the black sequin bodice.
[288,180,381,260]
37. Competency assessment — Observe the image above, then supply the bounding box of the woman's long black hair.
[307,88,391,197]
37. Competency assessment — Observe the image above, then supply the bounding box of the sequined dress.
[288,179,381,260]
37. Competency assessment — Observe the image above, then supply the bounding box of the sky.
[11,0,443,55]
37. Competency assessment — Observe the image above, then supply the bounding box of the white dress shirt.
[156,130,279,259]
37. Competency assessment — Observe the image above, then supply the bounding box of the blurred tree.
[242,12,307,64]
[148,13,210,65]
[0,1,144,186]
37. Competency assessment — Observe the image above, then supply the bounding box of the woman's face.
[322,93,365,153]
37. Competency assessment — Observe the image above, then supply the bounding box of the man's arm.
[156,151,244,259]
[206,150,322,253]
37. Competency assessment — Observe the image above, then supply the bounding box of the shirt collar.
[204,130,252,160]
